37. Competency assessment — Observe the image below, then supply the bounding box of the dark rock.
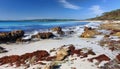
[32,32,54,39]
[51,27,62,31]
[87,50,96,55]
[0,46,8,53]
[0,30,24,43]
[51,27,65,35]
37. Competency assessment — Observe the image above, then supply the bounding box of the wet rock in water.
[0,30,24,43]
[80,27,99,38]
[56,48,69,61]
[88,54,110,63]
[100,59,120,69]
[32,32,54,39]
[51,27,62,32]
[51,27,65,35]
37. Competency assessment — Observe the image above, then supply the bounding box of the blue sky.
[0,0,120,20]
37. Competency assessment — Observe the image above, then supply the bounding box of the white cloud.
[90,5,104,15]
[59,0,80,10]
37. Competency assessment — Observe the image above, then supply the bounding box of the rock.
[51,27,62,32]
[113,32,120,36]
[99,36,111,46]
[87,50,96,55]
[0,30,24,43]
[88,54,110,63]
[57,30,65,35]
[80,27,99,38]
[43,62,60,69]
[100,59,120,69]
[51,27,65,35]
[68,45,81,56]
[32,32,54,39]
[104,35,110,38]
[56,48,69,61]
[0,46,8,53]
[116,54,120,62]
[80,30,96,38]
[84,27,93,31]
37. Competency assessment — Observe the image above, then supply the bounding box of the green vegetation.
[90,9,120,20]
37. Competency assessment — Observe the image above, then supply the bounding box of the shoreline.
[0,21,120,69]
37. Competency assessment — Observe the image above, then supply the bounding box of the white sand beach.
[0,21,119,69]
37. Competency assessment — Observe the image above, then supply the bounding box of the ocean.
[0,21,89,32]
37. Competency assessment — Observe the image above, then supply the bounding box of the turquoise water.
[0,21,89,32]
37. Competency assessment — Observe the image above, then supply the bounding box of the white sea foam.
[85,22,102,28]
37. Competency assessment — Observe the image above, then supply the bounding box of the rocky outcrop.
[0,30,24,43]
[55,48,69,61]
[51,27,62,31]
[80,27,99,38]
[51,27,65,35]
[99,36,120,50]
[32,32,54,39]
[113,32,120,36]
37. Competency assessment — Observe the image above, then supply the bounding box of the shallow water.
[0,21,89,32]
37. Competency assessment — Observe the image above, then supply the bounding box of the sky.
[0,0,120,20]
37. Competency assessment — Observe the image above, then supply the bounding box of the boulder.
[0,30,24,43]
[51,27,62,31]
[113,32,120,36]
[80,27,99,38]
[51,27,65,35]
[32,32,54,39]
[80,30,96,38]
[56,48,69,61]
